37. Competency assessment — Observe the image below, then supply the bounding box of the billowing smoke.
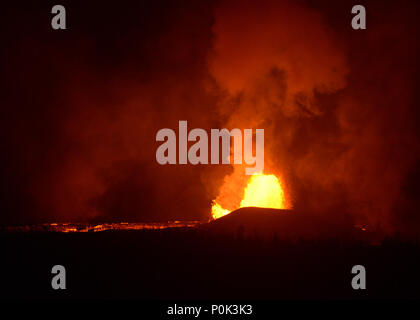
[0,1,219,224]
[209,0,420,235]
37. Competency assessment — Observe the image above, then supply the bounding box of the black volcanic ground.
[2,207,420,299]
[203,207,357,241]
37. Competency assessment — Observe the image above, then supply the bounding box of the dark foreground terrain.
[1,226,420,300]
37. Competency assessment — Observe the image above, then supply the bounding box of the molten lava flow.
[211,203,231,220]
[211,173,288,219]
[240,174,286,208]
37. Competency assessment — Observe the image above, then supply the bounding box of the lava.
[211,173,289,219]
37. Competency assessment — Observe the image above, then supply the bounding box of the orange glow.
[211,173,288,219]
[211,202,231,220]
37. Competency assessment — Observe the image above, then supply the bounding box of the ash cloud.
[209,0,420,235]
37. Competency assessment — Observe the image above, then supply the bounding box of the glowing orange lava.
[211,173,288,219]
